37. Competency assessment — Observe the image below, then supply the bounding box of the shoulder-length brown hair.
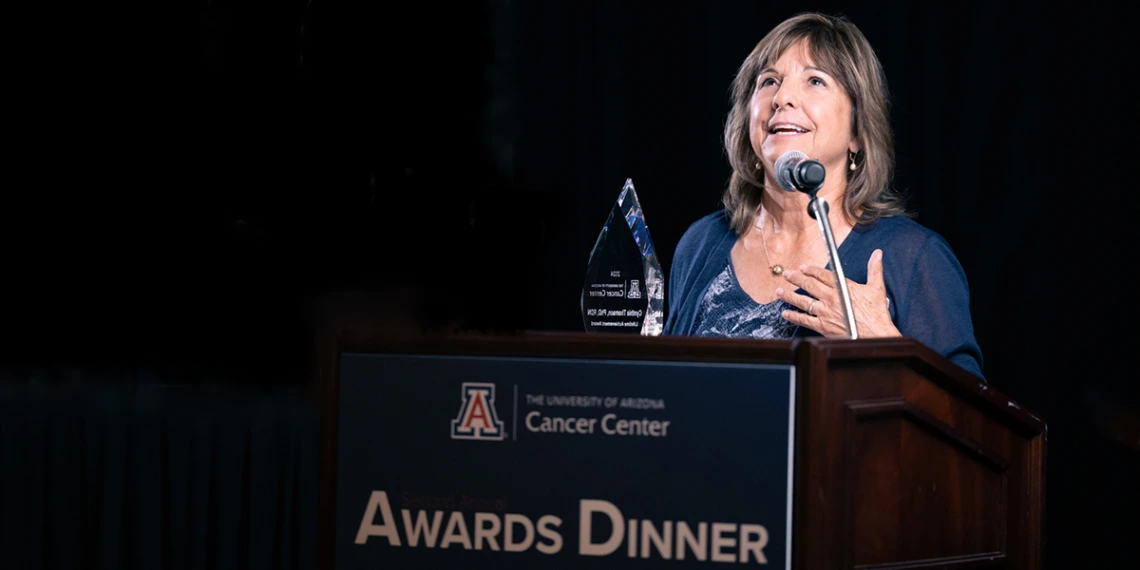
[722,12,909,234]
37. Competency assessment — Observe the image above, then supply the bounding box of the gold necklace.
[756,214,822,277]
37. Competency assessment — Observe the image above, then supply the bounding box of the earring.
[849,151,858,171]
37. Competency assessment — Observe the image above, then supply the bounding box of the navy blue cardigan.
[663,210,985,380]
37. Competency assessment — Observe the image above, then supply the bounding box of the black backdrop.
[4,1,1135,568]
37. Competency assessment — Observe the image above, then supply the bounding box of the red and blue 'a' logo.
[450,382,505,440]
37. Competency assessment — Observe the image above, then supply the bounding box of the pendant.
[770,264,784,276]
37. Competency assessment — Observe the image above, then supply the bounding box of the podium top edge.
[334,329,801,365]
[324,330,1045,433]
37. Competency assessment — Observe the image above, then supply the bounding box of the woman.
[663,12,984,380]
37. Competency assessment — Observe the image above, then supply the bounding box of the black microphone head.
[774,150,807,192]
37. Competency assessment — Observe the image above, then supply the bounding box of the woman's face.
[750,40,858,186]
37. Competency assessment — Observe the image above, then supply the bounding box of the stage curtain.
[1,377,318,570]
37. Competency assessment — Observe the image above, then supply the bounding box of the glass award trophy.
[581,178,664,336]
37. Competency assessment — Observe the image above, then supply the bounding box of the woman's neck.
[752,176,855,242]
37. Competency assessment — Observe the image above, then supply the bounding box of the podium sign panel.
[335,353,795,569]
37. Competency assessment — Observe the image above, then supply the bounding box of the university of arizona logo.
[627,279,642,299]
[450,382,506,440]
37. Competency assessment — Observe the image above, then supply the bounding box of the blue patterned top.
[692,263,798,339]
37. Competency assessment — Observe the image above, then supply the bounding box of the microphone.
[774,150,826,193]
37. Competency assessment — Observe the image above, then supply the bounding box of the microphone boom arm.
[809,198,858,339]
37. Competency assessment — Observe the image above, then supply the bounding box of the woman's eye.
[809,76,826,87]
[759,77,777,88]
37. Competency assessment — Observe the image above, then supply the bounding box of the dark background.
[4,0,1135,568]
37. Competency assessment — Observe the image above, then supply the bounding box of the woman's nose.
[773,82,798,110]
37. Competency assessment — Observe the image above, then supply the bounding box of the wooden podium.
[317,331,1046,570]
